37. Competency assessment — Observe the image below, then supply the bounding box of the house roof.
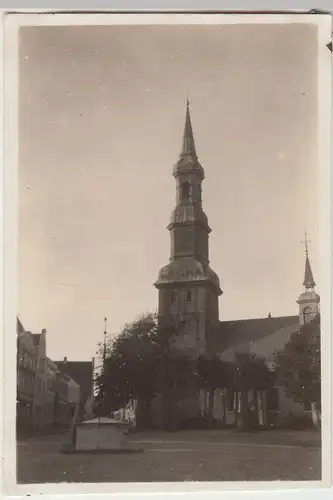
[213,315,299,353]
[55,360,93,403]
[47,357,58,371]
[16,317,25,334]
[173,100,205,180]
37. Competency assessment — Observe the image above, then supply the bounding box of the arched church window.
[303,307,312,324]
[186,290,192,302]
[181,181,191,201]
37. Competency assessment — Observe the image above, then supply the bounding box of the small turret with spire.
[302,232,316,290]
[297,232,320,325]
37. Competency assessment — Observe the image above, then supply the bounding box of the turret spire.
[180,99,197,160]
[302,232,316,289]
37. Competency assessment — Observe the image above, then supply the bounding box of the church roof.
[173,101,205,179]
[181,100,197,159]
[155,257,222,294]
[302,232,316,289]
[213,315,299,353]
[303,255,316,288]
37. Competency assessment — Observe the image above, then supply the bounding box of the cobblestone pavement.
[17,429,321,483]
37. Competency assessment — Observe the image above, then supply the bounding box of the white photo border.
[1,11,332,498]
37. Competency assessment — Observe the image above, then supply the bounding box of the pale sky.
[19,23,319,362]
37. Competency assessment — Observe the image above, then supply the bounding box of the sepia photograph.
[2,12,332,493]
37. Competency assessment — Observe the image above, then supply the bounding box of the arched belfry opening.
[181,181,191,201]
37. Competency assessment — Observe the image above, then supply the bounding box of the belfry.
[155,101,222,357]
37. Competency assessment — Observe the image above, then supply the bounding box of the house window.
[186,290,192,302]
[170,291,177,304]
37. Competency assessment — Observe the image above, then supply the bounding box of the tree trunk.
[136,394,152,430]
[251,389,259,430]
[222,389,227,425]
[207,389,215,426]
[163,385,179,431]
[162,384,172,431]
[141,395,151,428]
[237,390,249,430]
[162,346,174,431]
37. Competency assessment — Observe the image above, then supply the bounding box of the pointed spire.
[180,99,197,160]
[302,232,316,289]
[174,99,204,180]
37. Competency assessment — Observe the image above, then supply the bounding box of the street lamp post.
[98,317,108,427]
[102,317,108,412]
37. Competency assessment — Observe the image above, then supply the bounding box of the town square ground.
[17,429,321,483]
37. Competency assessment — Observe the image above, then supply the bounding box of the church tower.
[154,101,222,357]
[297,233,320,326]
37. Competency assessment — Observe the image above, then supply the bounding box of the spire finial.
[180,96,197,159]
[302,231,310,257]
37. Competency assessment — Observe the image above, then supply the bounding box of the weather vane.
[302,231,311,257]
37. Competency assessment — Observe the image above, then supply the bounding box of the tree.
[216,354,275,431]
[196,355,231,422]
[273,315,321,426]
[151,317,195,430]
[95,312,194,429]
[94,313,160,420]
[197,355,229,389]
[233,354,275,392]
[195,353,275,429]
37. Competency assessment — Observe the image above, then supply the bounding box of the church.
[152,101,320,428]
